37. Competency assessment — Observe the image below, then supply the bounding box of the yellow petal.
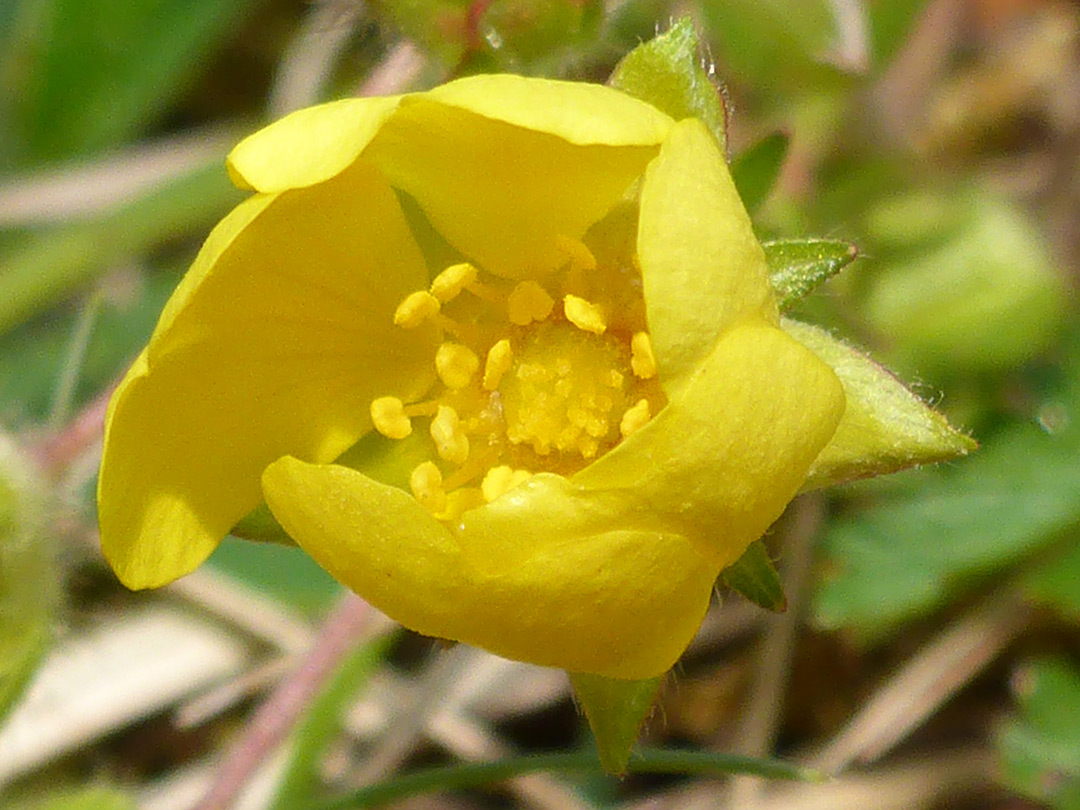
[459,474,716,678]
[226,96,402,192]
[262,457,468,634]
[262,457,713,679]
[365,93,664,279]
[637,119,776,396]
[98,159,436,589]
[574,322,845,567]
[425,75,674,148]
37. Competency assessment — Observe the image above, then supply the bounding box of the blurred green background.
[1,1,1078,809]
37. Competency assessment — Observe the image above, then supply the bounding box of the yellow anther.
[631,331,657,379]
[394,291,440,328]
[482,339,513,391]
[430,262,478,302]
[430,405,469,465]
[410,461,448,514]
[435,342,480,389]
[563,295,607,335]
[481,465,532,503]
[370,396,412,439]
[620,398,651,438]
[554,235,597,272]
[507,281,555,326]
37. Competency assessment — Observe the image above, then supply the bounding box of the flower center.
[370,237,663,520]
[501,320,630,459]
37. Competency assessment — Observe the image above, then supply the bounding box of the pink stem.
[194,593,379,810]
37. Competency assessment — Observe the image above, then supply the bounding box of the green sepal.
[764,238,858,309]
[720,540,786,612]
[784,319,977,491]
[569,672,663,775]
[609,17,727,150]
[731,132,789,214]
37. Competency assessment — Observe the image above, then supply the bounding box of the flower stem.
[309,748,825,810]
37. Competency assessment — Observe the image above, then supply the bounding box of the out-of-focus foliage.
[999,658,1080,809]
[0,434,55,723]
[0,0,1078,804]
[0,0,263,167]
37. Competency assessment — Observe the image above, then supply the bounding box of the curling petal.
[426,74,674,147]
[227,96,402,192]
[263,458,714,679]
[365,93,663,279]
[638,119,776,396]
[98,159,436,588]
[574,322,845,567]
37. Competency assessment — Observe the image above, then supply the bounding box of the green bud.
[731,132,790,214]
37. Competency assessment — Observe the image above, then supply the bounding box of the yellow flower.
[97,75,845,679]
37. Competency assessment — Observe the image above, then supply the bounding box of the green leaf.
[569,672,662,775]
[998,658,1080,809]
[5,0,262,166]
[700,0,845,89]
[609,17,727,150]
[814,424,1080,642]
[309,748,823,810]
[784,318,976,491]
[731,132,789,214]
[721,540,786,611]
[0,268,179,423]
[0,158,243,338]
[866,0,929,69]
[1022,539,1080,621]
[765,238,857,309]
[207,538,341,620]
[863,195,1067,375]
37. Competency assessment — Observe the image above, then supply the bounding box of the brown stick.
[194,593,387,810]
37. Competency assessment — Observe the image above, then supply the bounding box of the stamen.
[433,314,478,345]
[370,396,412,439]
[430,263,478,302]
[630,332,657,379]
[435,342,480,389]
[482,339,513,391]
[410,461,448,513]
[403,401,440,418]
[508,281,555,326]
[481,466,533,503]
[620,398,651,438]
[394,291,440,328]
[563,295,607,335]
[554,235,597,273]
[442,447,500,491]
[430,405,469,465]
